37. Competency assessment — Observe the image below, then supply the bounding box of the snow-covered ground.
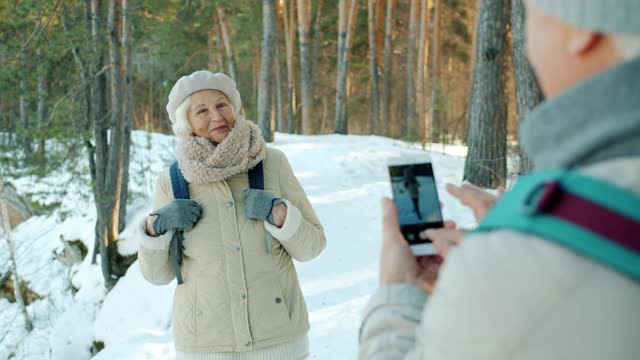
[0,131,477,359]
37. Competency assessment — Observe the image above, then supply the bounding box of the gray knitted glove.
[150,199,202,236]
[243,189,285,225]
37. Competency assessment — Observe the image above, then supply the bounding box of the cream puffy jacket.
[137,147,326,353]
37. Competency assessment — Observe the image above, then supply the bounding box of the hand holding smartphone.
[387,160,444,256]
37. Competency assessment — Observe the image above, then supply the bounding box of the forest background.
[0,0,542,311]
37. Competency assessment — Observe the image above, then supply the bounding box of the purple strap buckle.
[522,180,562,216]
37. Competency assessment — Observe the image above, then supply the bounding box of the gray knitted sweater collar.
[521,57,640,171]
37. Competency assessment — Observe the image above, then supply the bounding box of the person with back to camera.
[136,70,326,359]
[359,0,640,359]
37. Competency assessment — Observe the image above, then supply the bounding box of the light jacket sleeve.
[264,150,326,261]
[359,284,429,359]
[359,232,510,360]
[137,170,176,285]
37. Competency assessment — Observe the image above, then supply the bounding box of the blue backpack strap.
[471,170,640,280]
[168,161,189,285]
[170,161,190,199]
[248,161,273,253]
[248,161,264,190]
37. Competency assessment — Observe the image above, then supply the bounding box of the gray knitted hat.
[534,0,640,34]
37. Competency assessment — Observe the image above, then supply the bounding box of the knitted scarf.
[176,116,266,184]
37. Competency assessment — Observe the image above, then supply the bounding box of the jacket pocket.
[247,273,292,341]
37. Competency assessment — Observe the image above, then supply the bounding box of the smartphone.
[388,160,444,256]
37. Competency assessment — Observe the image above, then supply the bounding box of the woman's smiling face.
[187,89,235,144]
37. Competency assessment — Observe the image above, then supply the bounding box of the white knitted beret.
[534,0,640,34]
[165,70,241,124]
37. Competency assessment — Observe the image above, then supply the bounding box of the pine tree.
[258,0,277,142]
[463,0,511,188]
[512,0,544,174]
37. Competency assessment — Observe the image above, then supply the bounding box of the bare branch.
[22,0,64,49]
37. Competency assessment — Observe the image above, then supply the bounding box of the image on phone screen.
[388,162,443,253]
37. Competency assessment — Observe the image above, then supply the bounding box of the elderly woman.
[136,70,326,359]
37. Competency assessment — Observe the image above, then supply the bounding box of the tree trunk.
[275,12,284,133]
[100,0,123,288]
[147,68,154,132]
[282,0,296,134]
[270,86,276,132]
[36,47,47,166]
[253,51,259,112]
[296,0,313,134]
[91,0,134,288]
[310,0,323,96]
[0,177,33,332]
[320,95,328,132]
[463,0,510,188]
[19,52,31,157]
[214,18,226,72]
[381,0,394,136]
[416,0,428,143]
[216,5,238,81]
[345,0,360,132]
[119,0,133,232]
[275,70,283,133]
[512,0,543,174]
[343,73,349,130]
[258,0,276,142]
[334,0,359,134]
[334,0,347,133]
[404,0,419,140]
[464,0,482,138]
[90,0,108,266]
[367,0,380,134]
[93,68,109,268]
[376,0,386,66]
[429,0,442,144]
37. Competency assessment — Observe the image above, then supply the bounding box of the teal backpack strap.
[471,170,640,280]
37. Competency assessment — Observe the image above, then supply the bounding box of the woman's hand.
[421,222,464,259]
[271,202,288,227]
[146,215,159,236]
[147,199,202,236]
[379,198,458,293]
[378,183,505,293]
[446,183,504,221]
[419,183,503,258]
[243,189,287,226]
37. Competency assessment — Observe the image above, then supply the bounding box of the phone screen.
[388,162,444,245]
